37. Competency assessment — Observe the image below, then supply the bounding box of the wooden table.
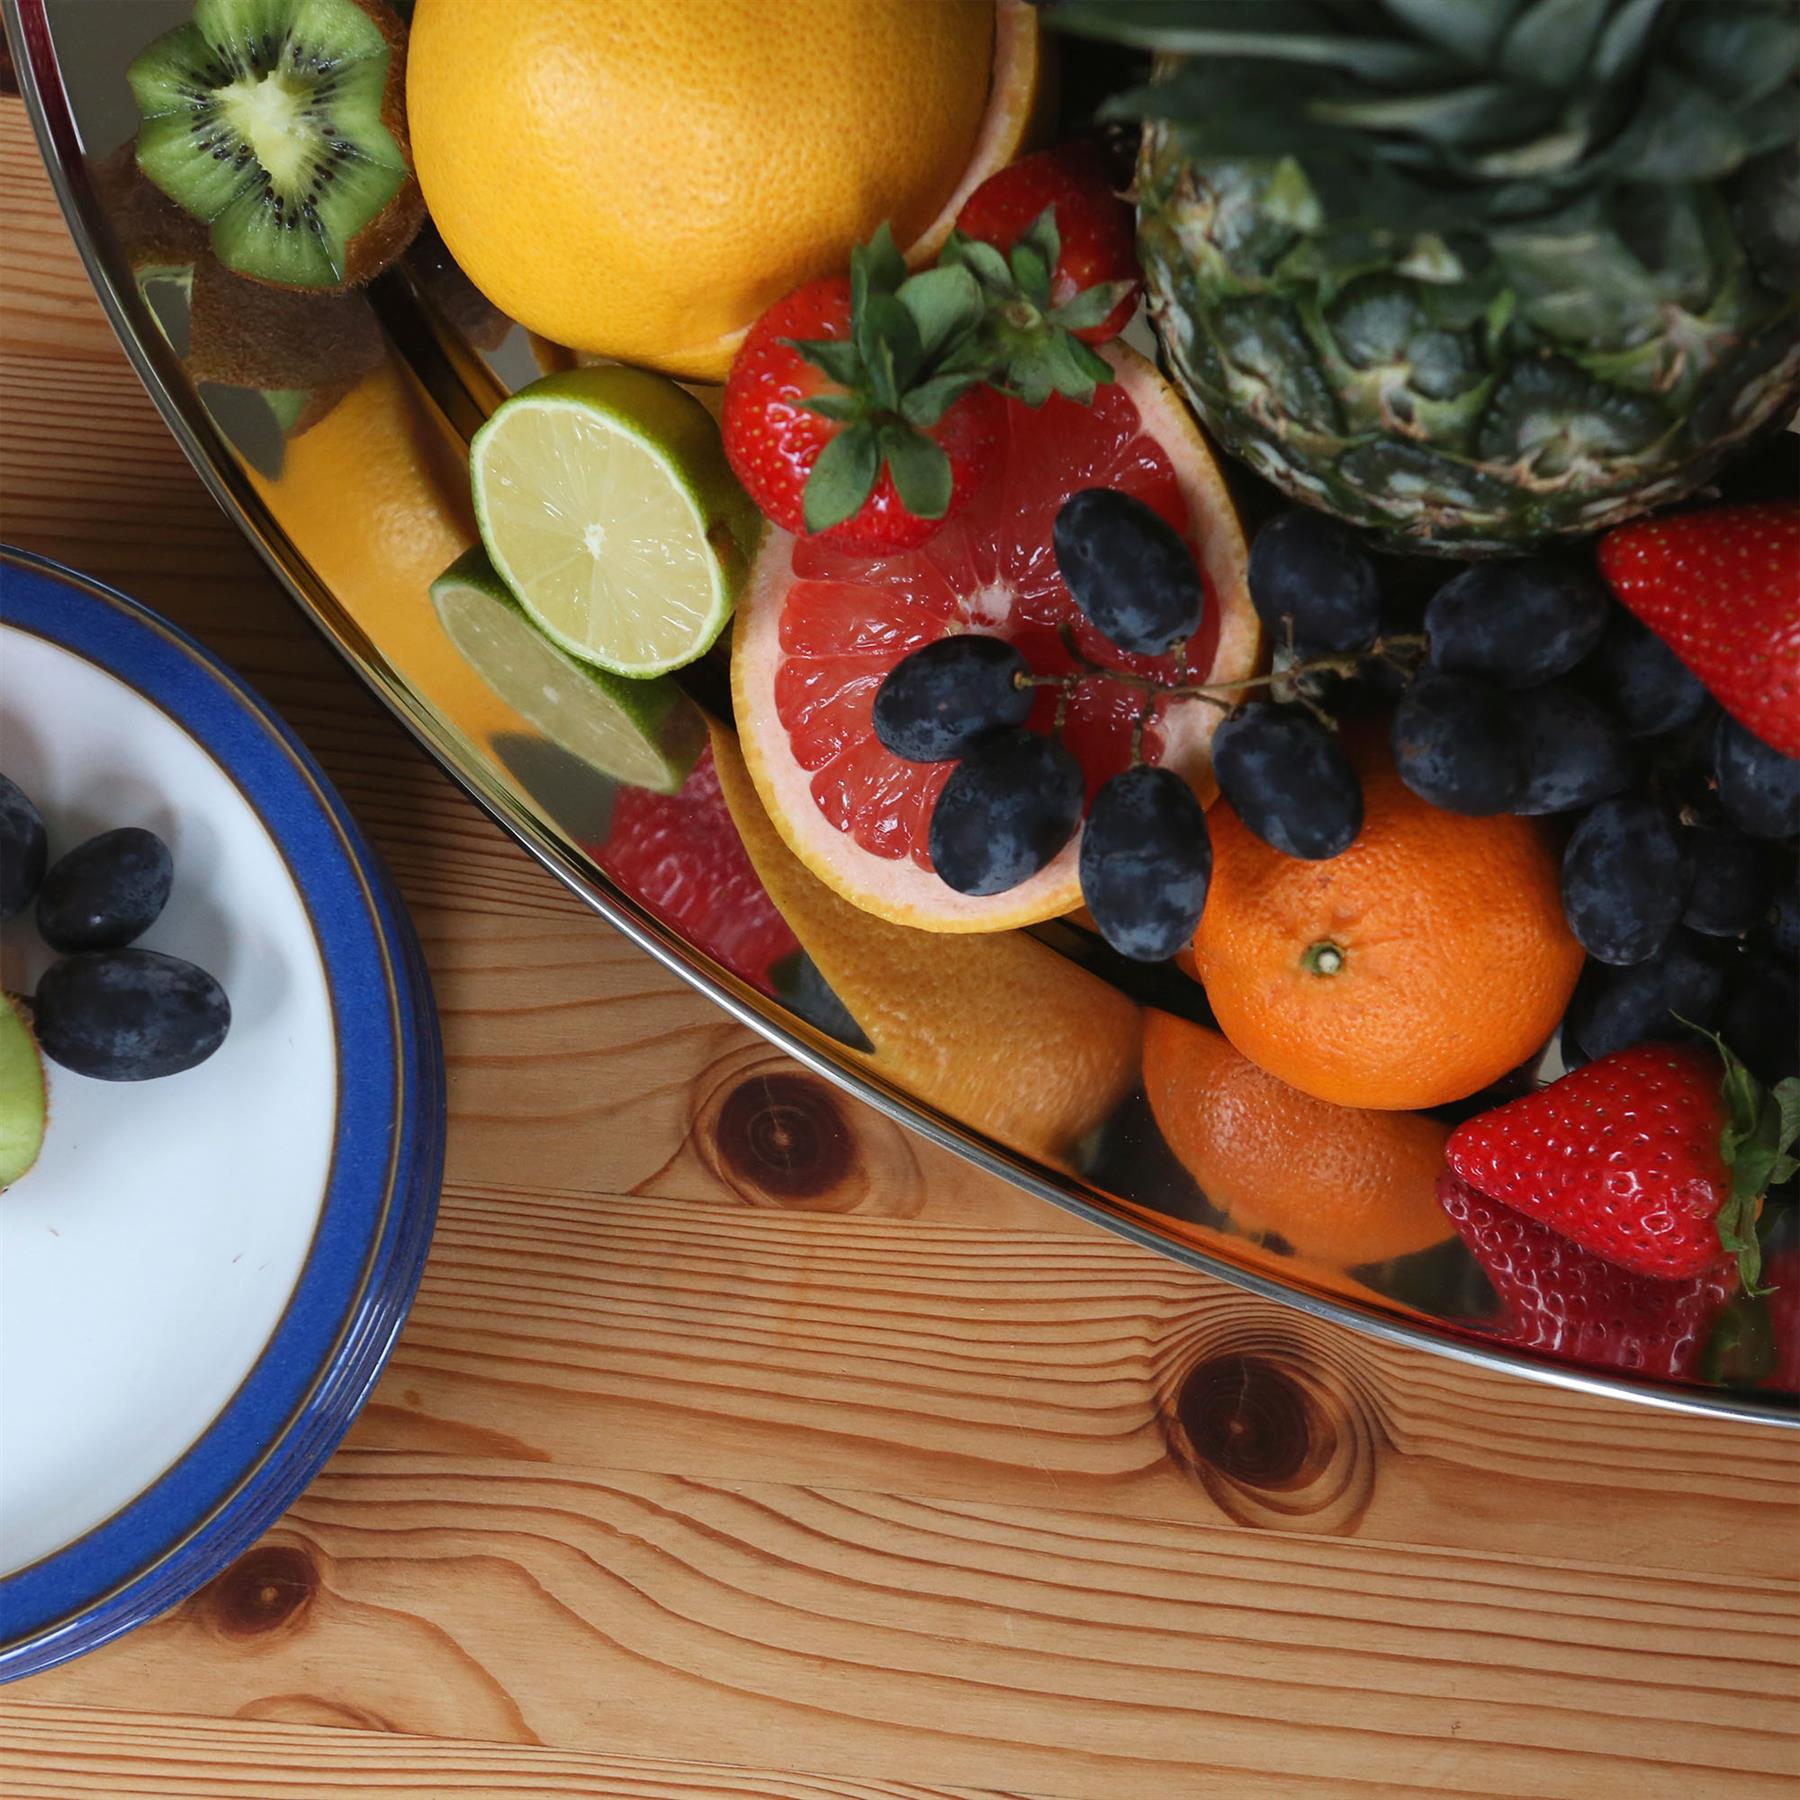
[4,95,1798,1799]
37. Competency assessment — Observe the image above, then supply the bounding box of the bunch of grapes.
[1247,510,1800,1086]
[871,486,1799,1080]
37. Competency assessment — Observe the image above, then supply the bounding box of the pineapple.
[1053,0,1800,553]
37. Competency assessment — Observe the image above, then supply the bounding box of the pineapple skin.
[1137,125,1800,556]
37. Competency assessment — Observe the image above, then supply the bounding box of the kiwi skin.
[89,140,210,280]
[329,0,426,290]
[185,259,386,394]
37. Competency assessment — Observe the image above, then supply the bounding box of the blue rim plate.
[0,546,443,1681]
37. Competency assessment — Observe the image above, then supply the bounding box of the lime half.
[431,549,706,795]
[469,366,759,679]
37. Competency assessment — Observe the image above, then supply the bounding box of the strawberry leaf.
[1009,241,1054,308]
[1698,1030,1799,1295]
[901,371,984,429]
[802,421,881,534]
[1051,278,1137,332]
[851,221,906,318]
[878,422,952,521]
[1005,340,1058,408]
[856,292,921,410]
[1778,1076,1800,1154]
[1059,332,1115,392]
[942,231,1016,296]
[1018,203,1062,280]
[1000,331,1114,408]
[897,265,985,362]
[787,336,864,389]
[801,393,863,424]
[937,330,1002,377]
[1700,1294,1777,1384]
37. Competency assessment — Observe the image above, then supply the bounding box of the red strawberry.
[1437,1173,1734,1381]
[588,745,798,998]
[1446,1038,1799,1286]
[955,141,1141,345]
[1766,1246,1800,1395]
[722,273,1005,556]
[1598,503,1800,759]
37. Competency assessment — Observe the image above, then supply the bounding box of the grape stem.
[1019,631,1429,718]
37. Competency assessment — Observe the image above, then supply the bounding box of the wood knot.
[200,1541,320,1642]
[661,1044,924,1215]
[1158,1332,1381,1534]
[1176,1354,1311,1489]
[715,1074,853,1204]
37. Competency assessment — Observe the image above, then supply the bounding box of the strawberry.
[586,745,798,999]
[1766,1245,1800,1394]
[1446,1037,1799,1287]
[724,190,1142,555]
[954,140,1141,347]
[722,265,1004,555]
[1598,502,1800,759]
[1437,1173,1734,1381]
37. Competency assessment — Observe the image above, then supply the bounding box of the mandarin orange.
[1142,1011,1452,1267]
[1192,731,1582,1110]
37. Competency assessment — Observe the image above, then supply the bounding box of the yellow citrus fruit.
[245,363,533,746]
[1193,730,1584,1110]
[710,724,1141,1165]
[1142,1011,1452,1267]
[407,0,1045,382]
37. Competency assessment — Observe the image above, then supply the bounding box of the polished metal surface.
[9,0,1794,1425]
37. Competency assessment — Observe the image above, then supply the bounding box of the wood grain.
[2,95,1797,1800]
[1,1705,1021,1800]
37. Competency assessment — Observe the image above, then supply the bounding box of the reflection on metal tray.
[9,0,1794,1426]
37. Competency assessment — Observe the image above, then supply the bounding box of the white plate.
[0,628,337,1573]
[0,550,441,1679]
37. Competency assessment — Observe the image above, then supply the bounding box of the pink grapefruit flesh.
[732,343,1258,932]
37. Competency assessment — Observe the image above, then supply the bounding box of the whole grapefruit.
[407,0,1043,380]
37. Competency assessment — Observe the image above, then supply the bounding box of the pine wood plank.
[12,1460,1799,1798]
[0,1703,1026,1800]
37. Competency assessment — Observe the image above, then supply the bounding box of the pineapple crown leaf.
[1055,0,1797,198]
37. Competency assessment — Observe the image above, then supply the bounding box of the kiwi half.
[127,0,424,291]
[0,995,47,1192]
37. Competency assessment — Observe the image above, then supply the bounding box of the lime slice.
[0,995,47,1190]
[431,548,706,795]
[469,366,760,679]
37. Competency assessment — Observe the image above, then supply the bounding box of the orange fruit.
[732,344,1260,932]
[407,0,1046,382]
[710,725,1141,1165]
[1142,1011,1452,1267]
[241,364,535,743]
[1192,731,1583,1110]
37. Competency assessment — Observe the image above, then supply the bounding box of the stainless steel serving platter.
[10,0,1794,1426]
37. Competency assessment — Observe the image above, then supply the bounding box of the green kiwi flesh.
[128,0,421,291]
[0,995,47,1191]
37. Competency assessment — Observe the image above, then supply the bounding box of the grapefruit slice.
[731,344,1259,932]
